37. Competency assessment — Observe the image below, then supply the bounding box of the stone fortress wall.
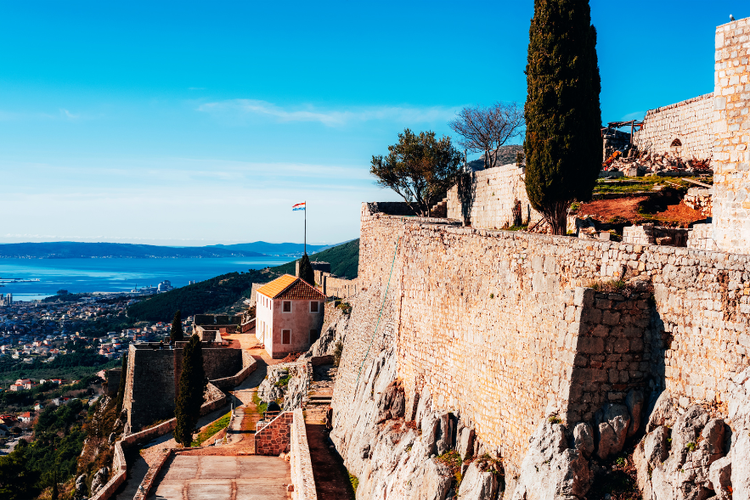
[632,93,715,160]
[122,343,242,431]
[711,18,750,254]
[331,202,750,475]
[446,163,542,229]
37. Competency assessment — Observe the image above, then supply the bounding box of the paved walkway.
[151,455,290,500]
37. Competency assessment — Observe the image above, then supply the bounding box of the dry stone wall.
[446,163,542,229]
[712,18,750,254]
[633,93,714,160]
[332,203,750,476]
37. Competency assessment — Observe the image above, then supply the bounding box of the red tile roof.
[257,274,325,300]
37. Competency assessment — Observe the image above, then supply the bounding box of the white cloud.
[197,99,461,127]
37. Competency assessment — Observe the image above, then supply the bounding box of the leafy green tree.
[524,0,602,234]
[370,128,463,216]
[298,254,315,286]
[170,310,184,343]
[115,353,128,415]
[0,440,41,500]
[174,335,206,446]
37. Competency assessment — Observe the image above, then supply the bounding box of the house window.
[282,329,291,344]
[310,301,319,313]
[283,301,291,313]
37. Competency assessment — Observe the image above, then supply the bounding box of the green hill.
[272,239,359,279]
[126,239,360,322]
[127,269,272,322]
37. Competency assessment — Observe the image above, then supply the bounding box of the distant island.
[0,241,333,259]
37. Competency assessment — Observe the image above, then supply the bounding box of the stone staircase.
[430,197,448,218]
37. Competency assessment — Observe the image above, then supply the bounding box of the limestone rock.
[90,467,109,496]
[708,456,731,499]
[74,474,87,499]
[596,404,630,459]
[511,421,592,500]
[301,305,350,359]
[573,422,594,458]
[457,461,500,500]
[457,422,476,460]
[647,391,677,433]
[728,367,750,499]
[375,380,405,424]
[644,426,670,466]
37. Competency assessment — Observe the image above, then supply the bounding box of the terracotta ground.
[577,197,705,226]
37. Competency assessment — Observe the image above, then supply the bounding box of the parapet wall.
[446,163,542,229]
[632,93,714,160]
[332,203,750,473]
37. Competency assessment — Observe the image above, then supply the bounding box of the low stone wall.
[446,163,542,229]
[290,408,318,500]
[632,93,714,160]
[89,437,127,500]
[255,411,294,455]
[132,448,173,500]
[210,350,258,390]
[687,223,720,251]
[622,224,688,247]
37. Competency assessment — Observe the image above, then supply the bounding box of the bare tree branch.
[449,102,525,170]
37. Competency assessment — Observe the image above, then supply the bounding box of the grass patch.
[348,471,359,492]
[593,175,712,196]
[191,411,231,447]
[436,450,463,486]
[252,392,268,416]
[589,279,626,293]
[275,374,292,387]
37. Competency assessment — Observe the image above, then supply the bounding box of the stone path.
[303,364,353,499]
[150,455,290,500]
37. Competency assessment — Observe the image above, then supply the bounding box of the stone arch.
[670,138,682,147]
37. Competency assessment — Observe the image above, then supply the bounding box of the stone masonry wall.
[446,163,542,229]
[633,93,714,160]
[123,345,241,431]
[332,203,750,475]
[712,18,750,254]
[255,411,294,455]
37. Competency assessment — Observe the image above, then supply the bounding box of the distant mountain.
[467,144,525,171]
[0,242,265,259]
[208,241,332,257]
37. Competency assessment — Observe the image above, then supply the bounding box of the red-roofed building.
[255,274,326,358]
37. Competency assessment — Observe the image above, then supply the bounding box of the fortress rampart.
[122,343,242,431]
[332,203,750,473]
[632,93,715,160]
[446,163,542,228]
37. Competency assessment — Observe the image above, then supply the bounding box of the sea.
[0,257,291,301]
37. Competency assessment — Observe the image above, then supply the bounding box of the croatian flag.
[292,202,306,211]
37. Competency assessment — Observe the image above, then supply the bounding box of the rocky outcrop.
[511,421,592,500]
[257,366,289,403]
[632,389,741,500]
[330,347,502,500]
[301,301,351,359]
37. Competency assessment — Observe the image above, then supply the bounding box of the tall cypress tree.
[524,0,602,234]
[174,335,206,446]
[170,310,184,343]
[298,253,315,286]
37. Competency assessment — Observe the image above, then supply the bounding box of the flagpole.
[304,201,307,256]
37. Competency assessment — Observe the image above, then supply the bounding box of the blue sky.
[1,1,745,246]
